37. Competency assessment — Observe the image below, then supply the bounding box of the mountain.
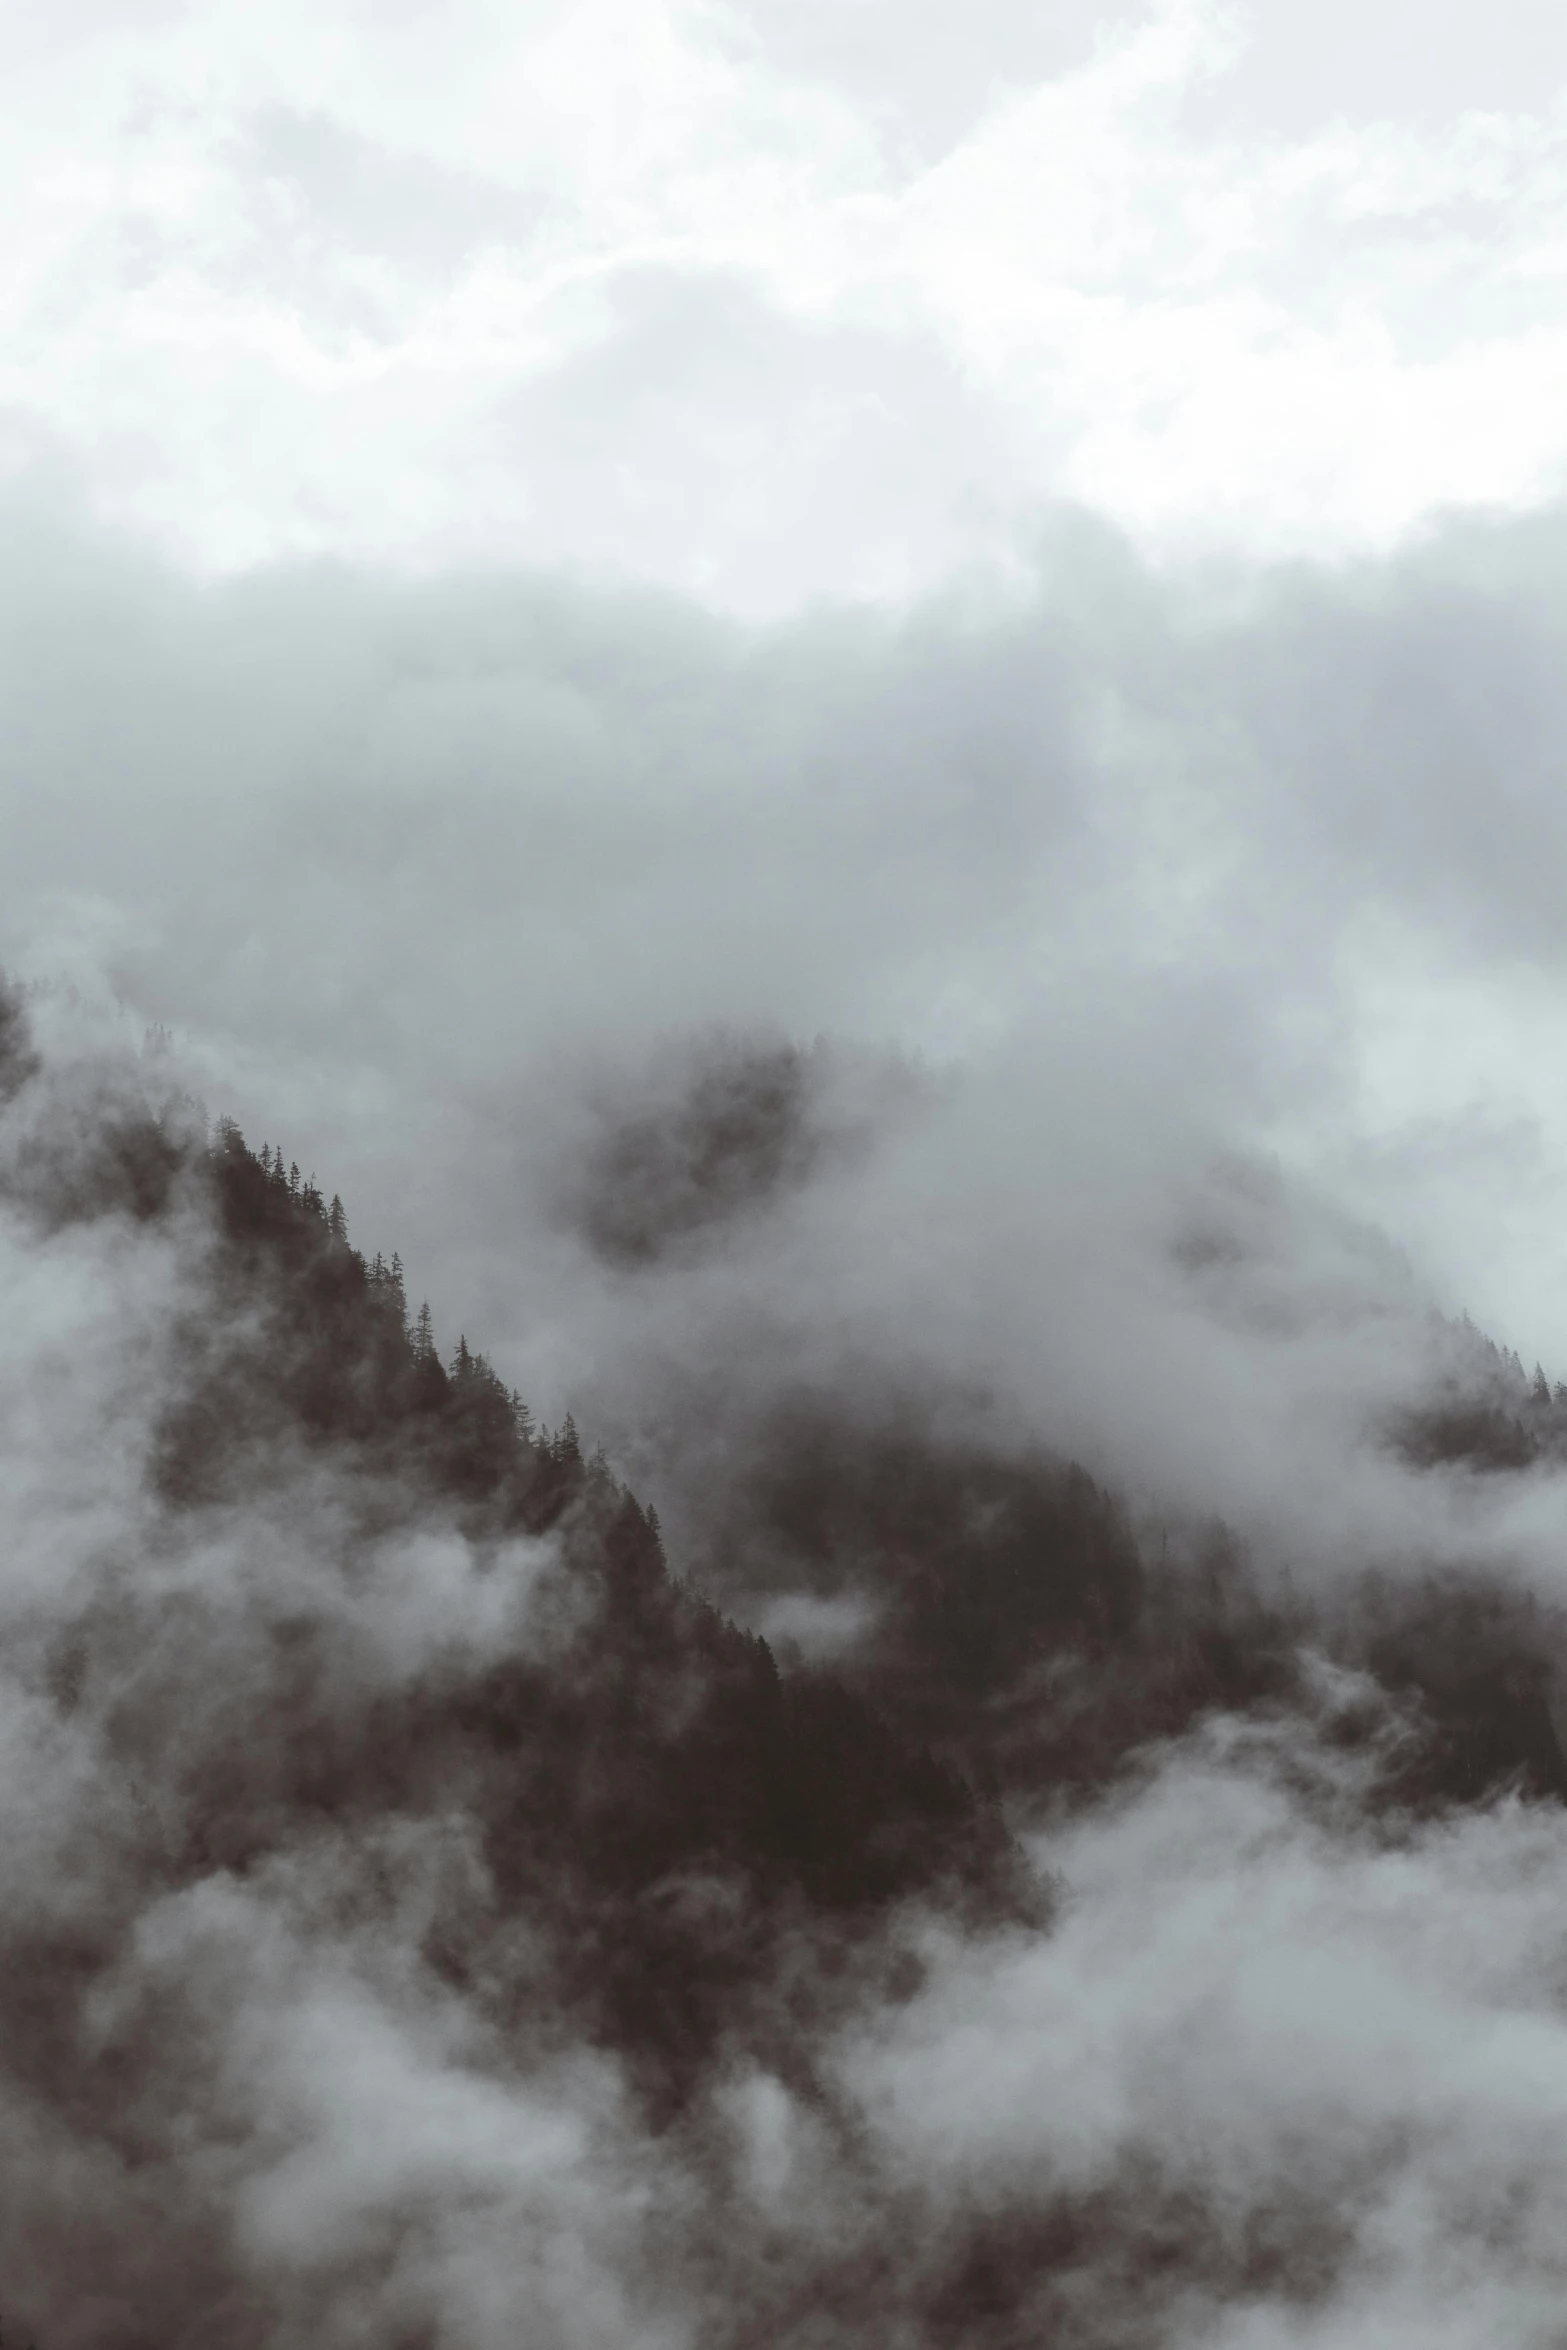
[2,991,1567,2349]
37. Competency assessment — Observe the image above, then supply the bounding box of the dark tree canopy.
[0,1001,1563,2350]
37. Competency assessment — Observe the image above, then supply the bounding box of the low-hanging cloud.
[12,494,1567,1544]
[8,493,1567,2339]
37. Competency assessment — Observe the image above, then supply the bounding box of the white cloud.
[840,1710,1567,2343]
[4,0,1567,606]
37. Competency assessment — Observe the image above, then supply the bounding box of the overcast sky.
[6,0,1567,1389]
[8,0,1567,602]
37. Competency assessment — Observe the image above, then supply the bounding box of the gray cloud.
[10,493,1567,1628]
[8,2,1567,2334]
[8,495,1567,2342]
[9,490,1567,1391]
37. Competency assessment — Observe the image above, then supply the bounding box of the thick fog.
[9,498,1567,1495]
[9,0,1567,2341]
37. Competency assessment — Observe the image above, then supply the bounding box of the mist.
[8,0,1567,2328]
[2,480,1567,2340]
[2,990,1567,2348]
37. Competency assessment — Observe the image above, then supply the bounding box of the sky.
[14,10,1567,2346]
[7,0,1567,604]
[5,0,1567,1378]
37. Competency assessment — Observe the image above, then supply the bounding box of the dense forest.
[3,987,1567,2348]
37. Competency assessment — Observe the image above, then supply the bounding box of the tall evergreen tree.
[413,1301,436,1365]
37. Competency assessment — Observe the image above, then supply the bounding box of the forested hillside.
[4,992,1567,2349]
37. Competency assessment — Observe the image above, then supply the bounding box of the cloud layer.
[10,494,1567,1392]
[6,1022,1567,2348]
[7,0,1567,604]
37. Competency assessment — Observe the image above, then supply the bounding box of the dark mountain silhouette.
[6,1083,1017,2103]
[1386,1313,1567,1473]
[40,1053,1567,1917]
[569,1038,827,1267]
[558,1033,913,1270]
[4,986,1567,2347]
